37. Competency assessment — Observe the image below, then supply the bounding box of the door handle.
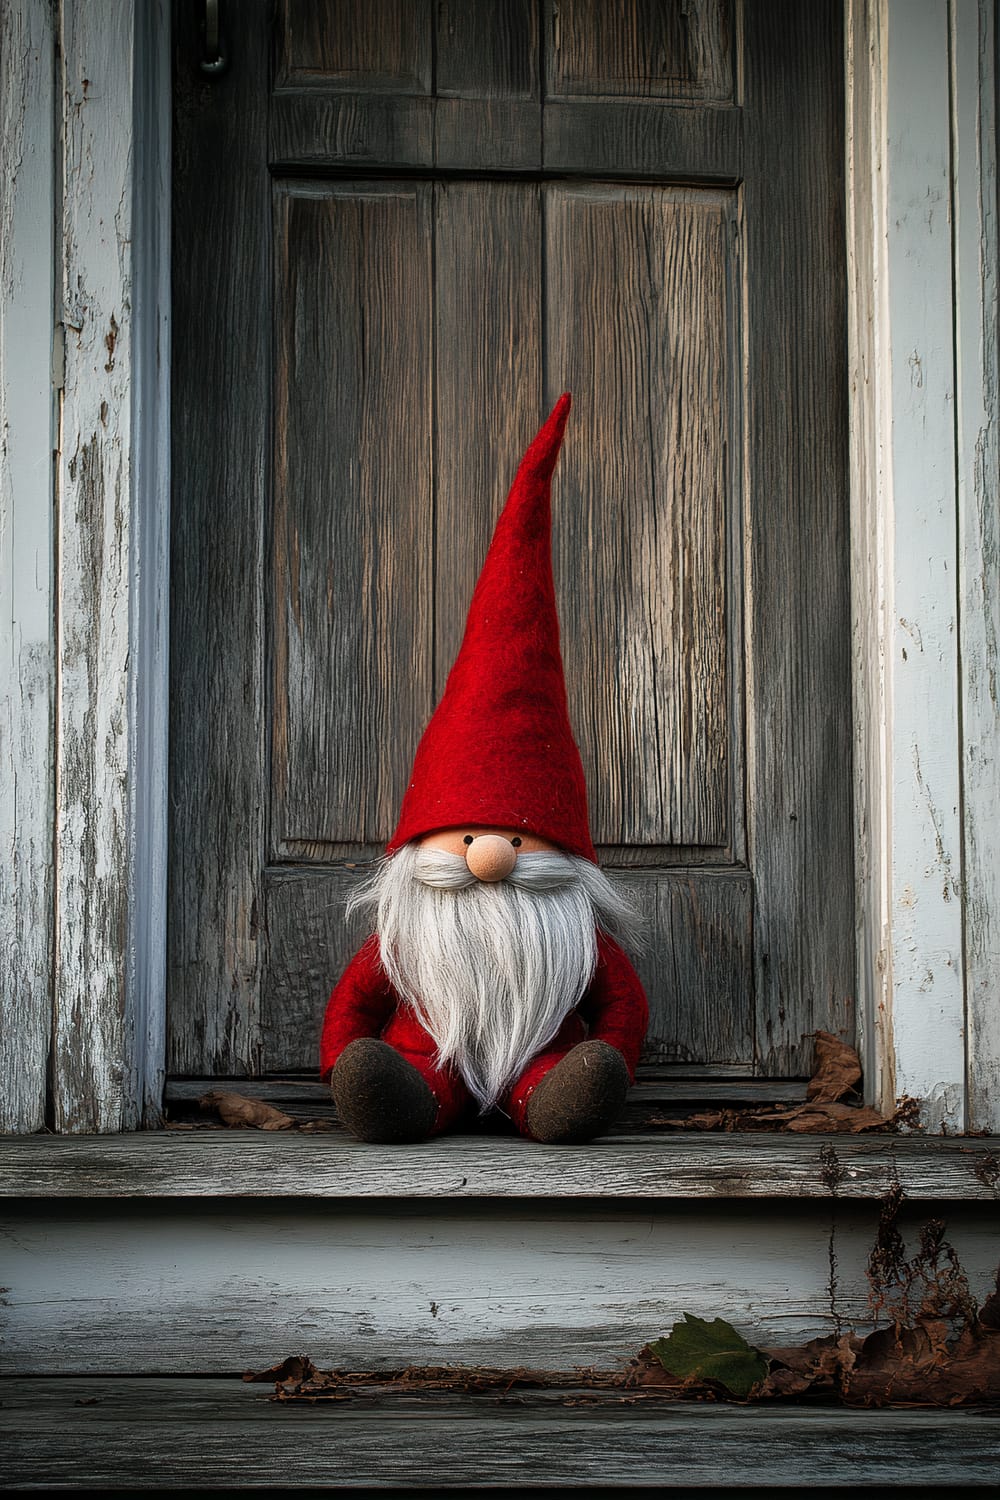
[200,0,228,76]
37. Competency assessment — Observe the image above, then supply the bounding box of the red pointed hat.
[387,393,597,863]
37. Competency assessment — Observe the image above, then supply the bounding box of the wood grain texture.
[543,100,741,180]
[271,183,434,852]
[6,1199,998,1375]
[547,184,735,851]
[260,867,749,1071]
[548,0,734,103]
[128,0,172,1128]
[168,0,270,1075]
[51,0,140,1131]
[0,0,55,1132]
[952,0,1000,1133]
[741,0,855,1075]
[437,0,538,98]
[6,1379,998,1490]
[275,0,431,92]
[269,93,435,170]
[270,99,740,181]
[434,98,542,173]
[164,1077,809,1108]
[620,870,752,1066]
[174,0,853,1088]
[433,182,543,690]
[262,866,374,1065]
[3,1131,998,1200]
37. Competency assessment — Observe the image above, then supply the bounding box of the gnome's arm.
[580,932,649,1079]
[320,938,397,1080]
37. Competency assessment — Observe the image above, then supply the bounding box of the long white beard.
[347,845,638,1111]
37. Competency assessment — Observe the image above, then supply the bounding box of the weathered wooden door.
[170,0,853,1084]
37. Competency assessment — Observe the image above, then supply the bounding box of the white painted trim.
[50,0,172,1131]
[847,0,999,1130]
[952,0,1000,1133]
[0,0,56,1132]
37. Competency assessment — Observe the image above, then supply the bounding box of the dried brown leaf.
[844,1322,1000,1406]
[199,1090,296,1131]
[770,1101,890,1134]
[807,1030,863,1103]
[978,1269,1000,1330]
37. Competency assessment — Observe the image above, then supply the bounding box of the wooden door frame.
[2,0,997,1131]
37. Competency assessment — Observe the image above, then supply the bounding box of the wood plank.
[3,1379,999,1488]
[5,1200,998,1374]
[741,0,855,1075]
[50,0,139,1130]
[168,0,270,1075]
[261,866,371,1065]
[434,98,541,170]
[270,100,739,179]
[129,0,172,1129]
[433,182,543,692]
[269,93,435,170]
[952,0,1000,1133]
[164,1078,809,1106]
[260,868,751,1071]
[883,0,965,1130]
[0,0,55,1132]
[546,185,735,851]
[620,870,752,1066]
[437,0,538,98]
[274,0,432,92]
[3,1131,998,1200]
[869,0,965,1128]
[271,182,434,853]
[547,0,735,102]
[543,99,741,179]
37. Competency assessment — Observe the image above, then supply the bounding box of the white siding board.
[0,0,56,1132]
[847,0,989,1130]
[884,0,965,1130]
[952,0,1000,1133]
[52,0,139,1130]
[5,1202,999,1374]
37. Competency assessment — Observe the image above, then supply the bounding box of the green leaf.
[649,1315,769,1399]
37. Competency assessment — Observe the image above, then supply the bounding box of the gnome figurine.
[320,394,649,1144]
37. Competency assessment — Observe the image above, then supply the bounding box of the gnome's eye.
[463,835,474,846]
[511,837,522,848]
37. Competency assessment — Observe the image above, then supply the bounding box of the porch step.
[2,1378,996,1489]
[3,1129,999,1199]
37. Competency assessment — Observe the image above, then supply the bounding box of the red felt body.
[319,930,649,1137]
[387,394,597,863]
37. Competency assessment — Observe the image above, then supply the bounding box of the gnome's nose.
[465,835,517,883]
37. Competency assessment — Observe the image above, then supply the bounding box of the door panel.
[548,0,734,101]
[170,0,853,1082]
[273,183,434,851]
[546,184,736,850]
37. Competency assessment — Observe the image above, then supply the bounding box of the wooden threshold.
[2,1130,998,1199]
[2,1377,998,1488]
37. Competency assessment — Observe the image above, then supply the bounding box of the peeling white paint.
[0,0,56,1133]
[952,0,1000,1133]
[846,0,999,1130]
[5,1203,999,1373]
[51,0,139,1132]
